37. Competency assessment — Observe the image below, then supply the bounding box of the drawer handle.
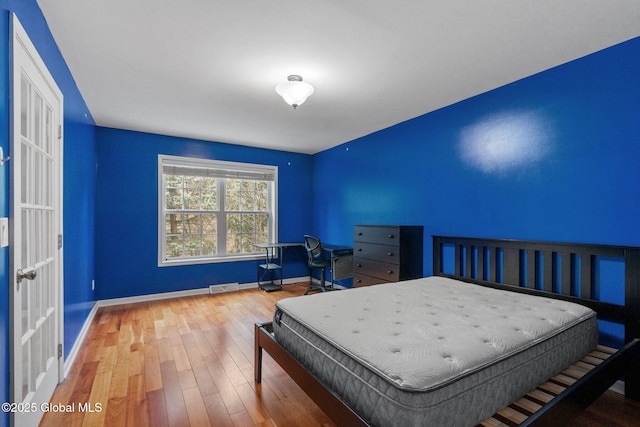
[356,279,362,283]
[357,232,363,236]
[388,234,394,238]
[387,252,393,256]
[356,264,362,268]
[387,270,394,274]
[357,248,362,251]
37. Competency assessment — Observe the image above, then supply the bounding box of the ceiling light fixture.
[275,75,314,109]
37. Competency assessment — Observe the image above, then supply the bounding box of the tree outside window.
[159,155,277,265]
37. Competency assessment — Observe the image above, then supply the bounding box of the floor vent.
[209,283,240,294]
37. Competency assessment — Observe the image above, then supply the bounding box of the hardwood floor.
[41,283,640,427]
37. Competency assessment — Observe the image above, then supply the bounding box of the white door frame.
[10,13,64,426]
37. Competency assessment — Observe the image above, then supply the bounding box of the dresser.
[353,225,423,287]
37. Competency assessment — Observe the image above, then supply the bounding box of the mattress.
[273,276,598,427]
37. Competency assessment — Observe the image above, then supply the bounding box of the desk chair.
[303,235,331,294]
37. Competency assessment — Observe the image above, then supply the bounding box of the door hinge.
[58,344,62,358]
[58,125,62,140]
[58,234,62,249]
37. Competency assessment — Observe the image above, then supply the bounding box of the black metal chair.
[303,235,331,294]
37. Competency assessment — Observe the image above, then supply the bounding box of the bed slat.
[475,341,639,426]
[524,389,555,405]
[560,252,571,296]
[511,396,542,415]
[550,373,577,387]
[503,247,519,285]
[526,250,535,289]
[580,254,593,299]
[496,406,528,424]
[480,417,510,427]
[515,339,640,426]
[478,246,486,281]
[542,250,553,293]
[489,246,497,282]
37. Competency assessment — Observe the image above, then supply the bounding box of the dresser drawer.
[352,225,423,287]
[354,225,400,245]
[353,273,387,287]
[353,242,398,263]
[353,258,400,282]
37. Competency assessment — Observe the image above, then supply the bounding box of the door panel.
[11,15,63,427]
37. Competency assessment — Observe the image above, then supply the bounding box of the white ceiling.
[37,1,640,155]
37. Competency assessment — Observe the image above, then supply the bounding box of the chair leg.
[304,267,313,295]
[305,267,327,295]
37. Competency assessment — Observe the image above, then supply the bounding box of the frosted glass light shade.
[275,75,314,109]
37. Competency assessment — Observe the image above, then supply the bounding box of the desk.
[322,244,354,289]
[254,243,304,292]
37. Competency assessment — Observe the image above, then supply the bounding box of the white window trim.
[157,154,278,266]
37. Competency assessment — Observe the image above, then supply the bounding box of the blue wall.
[313,36,640,270]
[0,2,97,426]
[312,36,640,344]
[94,127,313,300]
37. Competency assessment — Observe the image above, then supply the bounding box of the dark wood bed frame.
[255,236,640,426]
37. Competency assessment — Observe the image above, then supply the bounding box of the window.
[158,155,277,265]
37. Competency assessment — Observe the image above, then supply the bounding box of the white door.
[10,15,64,427]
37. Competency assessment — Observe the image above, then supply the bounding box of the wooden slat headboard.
[432,236,640,345]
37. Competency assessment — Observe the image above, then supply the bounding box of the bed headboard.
[432,236,640,344]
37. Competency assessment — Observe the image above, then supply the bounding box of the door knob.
[17,267,37,284]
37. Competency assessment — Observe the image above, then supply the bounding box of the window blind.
[161,156,276,181]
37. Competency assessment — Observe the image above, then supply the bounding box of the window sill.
[158,253,264,267]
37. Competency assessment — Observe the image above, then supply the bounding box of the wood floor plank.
[108,345,130,400]
[156,337,173,363]
[253,381,306,427]
[143,343,163,392]
[41,283,640,427]
[182,386,213,427]
[154,319,167,339]
[234,382,268,425]
[127,345,144,377]
[104,396,126,427]
[183,336,219,397]
[146,389,169,427]
[82,371,111,427]
[172,342,192,372]
[229,410,255,427]
[160,360,190,427]
[211,375,247,417]
[203,392,235,427]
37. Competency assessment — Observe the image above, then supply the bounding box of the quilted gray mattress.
[273,276,598,427]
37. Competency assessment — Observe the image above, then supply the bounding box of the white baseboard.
[96,276,311,307]
[62,279,311,375]
[63,302,99,378]
[97,287,210,307]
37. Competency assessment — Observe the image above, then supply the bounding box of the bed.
[254,236,640,426]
